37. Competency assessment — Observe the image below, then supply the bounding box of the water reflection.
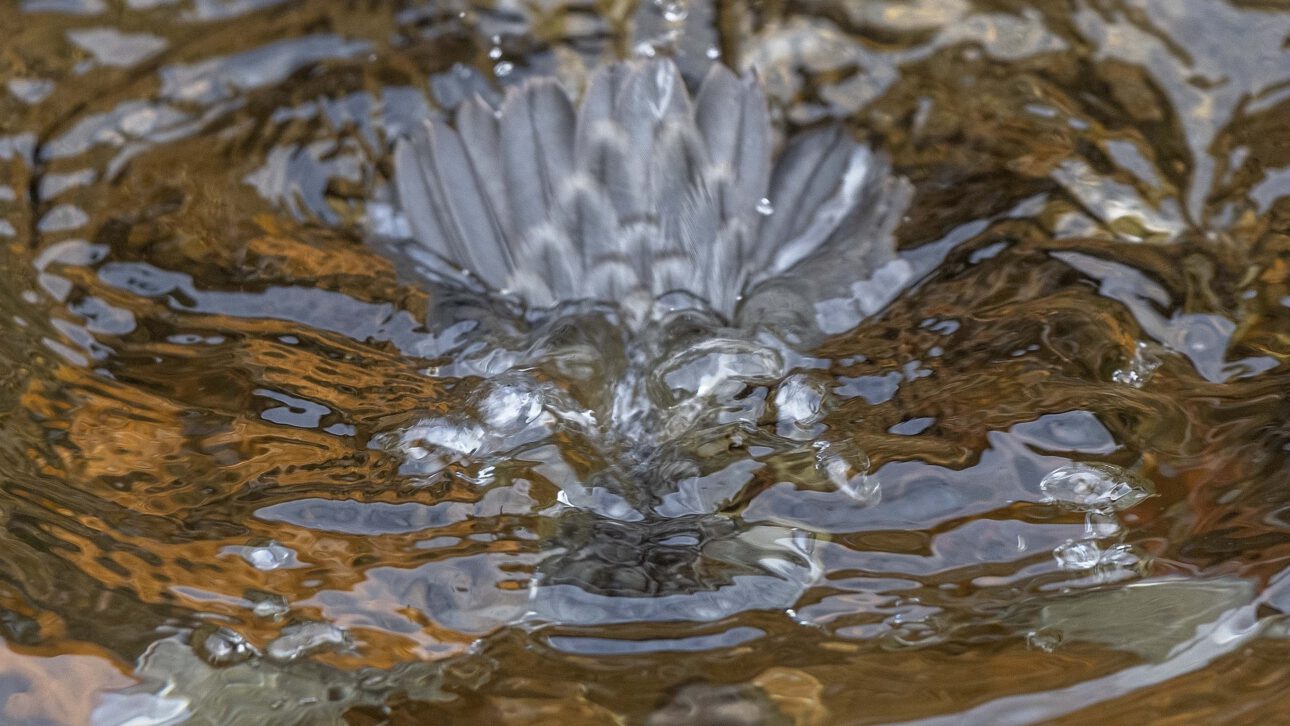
[1,0,1290,724]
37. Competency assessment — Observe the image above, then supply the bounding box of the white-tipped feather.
[392,58,896,321]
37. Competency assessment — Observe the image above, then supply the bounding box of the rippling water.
[3,1,1290,723]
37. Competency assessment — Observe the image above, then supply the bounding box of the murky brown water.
[3,0,1290,724]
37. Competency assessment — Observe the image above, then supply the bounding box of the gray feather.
[455,98,515,244]
[391,58,901,323]
[393,128,461,274]
[695,63,772,236]
[753,127,875,278]
[425,118,514,288]
[499,79,576,238]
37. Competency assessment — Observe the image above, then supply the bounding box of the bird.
[383,57,905,628]
[391,57,905,331]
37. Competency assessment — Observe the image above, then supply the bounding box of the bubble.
[1053,540,1139,572]
[1026,628,1062,653]
[774,373,825,428]
[705,47,721,60]
[1039,463,1153,513]
[1099,543,1139,568]
[401,419,484,458]
[756,198,775,215]
[251,595,289,619]
[1112,341,1162,388]
[1084,511,1122,539]
[655,0,688,23]
[266,622,347,662]
[821,455,881,505]
[1053,540,1102,571]
[193,626,258,666]
[241,542,294,571]
[494,61,514,78]
[476,378,544,434]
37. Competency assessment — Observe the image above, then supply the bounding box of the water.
[2,0,1290,723]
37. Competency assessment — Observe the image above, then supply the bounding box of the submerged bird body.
[387,58,902,627]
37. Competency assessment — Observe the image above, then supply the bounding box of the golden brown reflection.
[2,0,1290,723]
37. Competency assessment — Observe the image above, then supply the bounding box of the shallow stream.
[2,1,1290,723]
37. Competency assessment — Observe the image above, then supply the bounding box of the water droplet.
[401,419,485,458]
[756,197,775,215]
[493,61,514,78]
[1112,341,1161,388]
[1084,511,1121,539]
[1026,628,1062,653]
[774,373,825,428]
[194,626,258,666]
[822,456,881,505]
[1039,463,1153,513]
[242,542,294,571]
[1099,543,1139,568]
[656,0,688,22]
[476,378,544,434]
[266,622,347,662]
[488,46,503,61]
[251,595,289,619]
[705,46,721,60]
[1053,540,1101,571]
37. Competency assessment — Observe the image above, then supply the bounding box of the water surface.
[2,0,1290,723]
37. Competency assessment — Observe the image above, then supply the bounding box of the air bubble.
[251,595,289,619]
[1099,543,1138,568]
[821,455,881,505]
[1053,540,1101,571]
[241,542,294,571]
[1084,511,1121,539]
[756,198,775,215]
[1026,628,1062,653]
[1039,463,1153,513]
[1112,341,1161,388]
[656,0,688,23]
[395,418,488,477]
[1053,540,1139,572]
[774,373,825,428]
[402,419,484,458]
[194,626,258,666]
[477,379,544,434]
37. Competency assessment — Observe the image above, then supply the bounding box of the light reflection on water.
[1,0,1290,723]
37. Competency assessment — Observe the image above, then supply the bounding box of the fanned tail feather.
[392,58,900,322]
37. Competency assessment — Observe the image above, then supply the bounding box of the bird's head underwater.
[370,57,907,629]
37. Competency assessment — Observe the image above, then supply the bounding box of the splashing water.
[7,0,1290,721]
[377,58,900,627]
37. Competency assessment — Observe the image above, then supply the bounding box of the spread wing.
[392,58,900,322]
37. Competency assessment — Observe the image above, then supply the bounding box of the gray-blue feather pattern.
[393,58,894,323]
